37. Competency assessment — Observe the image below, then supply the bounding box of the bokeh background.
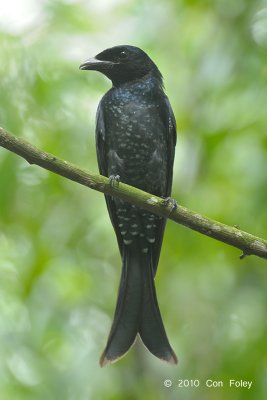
[1,0,267,399]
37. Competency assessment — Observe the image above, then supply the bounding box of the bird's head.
[79,45,162,87]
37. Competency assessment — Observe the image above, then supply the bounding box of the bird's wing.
[151,95,177,272]
[95,103,107,176]
[96,102,124,255]
[162,95,177,197]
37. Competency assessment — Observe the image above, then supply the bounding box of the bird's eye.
[119,51,128,60]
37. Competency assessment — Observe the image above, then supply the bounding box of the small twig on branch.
[1,126,267,260]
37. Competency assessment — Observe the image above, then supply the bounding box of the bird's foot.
[109,174,120,188]
[162,197,177,215]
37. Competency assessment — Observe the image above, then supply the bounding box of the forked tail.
[100,246,177,366]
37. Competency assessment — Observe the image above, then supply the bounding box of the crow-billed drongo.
[80,45,177,366]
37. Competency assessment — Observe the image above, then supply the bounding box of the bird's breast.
[101,85,168,193]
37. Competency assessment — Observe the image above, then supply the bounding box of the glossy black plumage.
[80,45,177,365]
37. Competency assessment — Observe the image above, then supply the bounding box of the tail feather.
[100,247,142,366]
[139,253,177,364]
[100,246,177,366]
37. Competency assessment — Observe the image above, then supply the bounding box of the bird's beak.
[79,57,114,71]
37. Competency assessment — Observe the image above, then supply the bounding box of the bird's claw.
[162,197,177,215]
[109,174,120,188]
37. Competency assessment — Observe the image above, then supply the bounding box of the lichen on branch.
[1,126,267,260]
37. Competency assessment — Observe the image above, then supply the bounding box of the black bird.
[80,45,177,366]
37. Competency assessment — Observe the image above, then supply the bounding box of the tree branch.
[1,126,267,260]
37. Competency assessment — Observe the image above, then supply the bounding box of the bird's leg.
[162,197,177,216]
[109,174,121,188]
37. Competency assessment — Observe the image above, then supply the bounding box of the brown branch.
[1,126,267,260]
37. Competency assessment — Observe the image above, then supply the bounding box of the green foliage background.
[0,0,267,399]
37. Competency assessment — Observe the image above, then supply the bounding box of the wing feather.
[96,103,124,254]
[151,95,176,272]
